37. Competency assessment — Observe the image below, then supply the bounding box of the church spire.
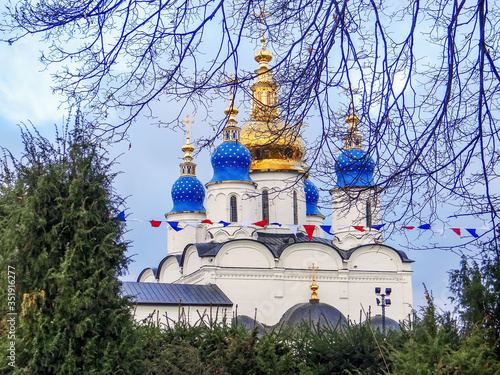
[345,104,363,150]
[222,75,241,142]
[179,114,197,176]
[250,5,279,121]
[309,263,319,302]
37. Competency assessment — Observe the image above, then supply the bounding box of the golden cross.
[343,83,359,109]
[224,73,238,103]
[255,5,272,37]
[308,263,319,282]
[180,114,194,142]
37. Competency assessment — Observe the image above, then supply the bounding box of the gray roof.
[279,300,348,329]
[122,282,233,306]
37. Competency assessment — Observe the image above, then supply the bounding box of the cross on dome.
[309,263,320,301]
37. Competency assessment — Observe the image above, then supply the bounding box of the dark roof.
[365,314,401,332]
[279,300,348,329]
[122,282,233,306]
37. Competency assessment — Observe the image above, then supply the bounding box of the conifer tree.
[0,120,141,374]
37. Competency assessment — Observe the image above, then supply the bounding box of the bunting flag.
[320,225,334,235]
[184,220,202,228]
[116,211,126,222]
[238,221,252,228]
[149,220,162,228]
[286,224,298,236]
[434,227,445,235]
[466,228,479,238]
[253,218,267,227]
[125,213,492,241]
[304,225,316,241]
[167,221,182,231]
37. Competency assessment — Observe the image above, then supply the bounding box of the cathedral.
[122,33,413,328]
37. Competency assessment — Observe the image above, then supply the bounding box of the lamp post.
[375,287,392,335]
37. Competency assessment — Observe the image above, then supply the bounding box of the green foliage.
[389,297,500,374]
[0,122,142,374]
[449,255,500,355]
[289,321,400,375]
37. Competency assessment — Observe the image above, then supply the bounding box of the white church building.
[123,34,413,328]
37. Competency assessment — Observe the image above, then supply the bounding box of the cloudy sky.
[1,7,486,313]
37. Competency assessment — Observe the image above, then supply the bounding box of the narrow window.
[293,191,298,225]
[230,195,238,222]
[262,190,269,223]
[366,200,372,228]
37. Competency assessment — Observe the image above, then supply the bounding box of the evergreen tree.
[389,295,500,374]
[0,121,142,374]
[449,253,500,355]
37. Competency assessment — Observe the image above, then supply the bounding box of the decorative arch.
[157,256,181,283]
[279,244,343,270]
[348,245,403,272]
[137,268,157,282]
[183,245,203,276]
[214,241,275,269]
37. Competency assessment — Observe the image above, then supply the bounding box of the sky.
[0,9,489,314]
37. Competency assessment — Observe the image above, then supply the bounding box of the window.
[293,191,298,225]
[262,190,269,223]
[230,195,238,222]
[366,200,372,228]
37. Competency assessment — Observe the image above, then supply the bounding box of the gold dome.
[255,36,273,64]
[240,119,305,172]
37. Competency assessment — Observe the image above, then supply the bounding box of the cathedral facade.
[124,35,413,328]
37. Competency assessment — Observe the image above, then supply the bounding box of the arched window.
[366,200,372,228]
[293,191,298,225]
[230,195,238,222]
[262,190,269,223]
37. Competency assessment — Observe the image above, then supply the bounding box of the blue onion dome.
[304,179,323,216]
[207,99,253,184]
[169,116,206,213]
[334,105,375,188]
[170,176,205,213]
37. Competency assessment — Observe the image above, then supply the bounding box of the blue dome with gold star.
[208,142,253,183]
[170,176,206,213]
[304,179,323,215]
[335,149,374,188]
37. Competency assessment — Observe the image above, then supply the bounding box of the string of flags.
[113,211,492,241]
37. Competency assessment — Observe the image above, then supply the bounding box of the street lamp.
[375,287,392,335]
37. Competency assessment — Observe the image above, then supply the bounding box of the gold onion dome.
[240,121,305,172]
[240,30,305,172]
[255,36,273,64]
